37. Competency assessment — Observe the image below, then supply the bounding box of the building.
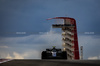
[47,17,79,60]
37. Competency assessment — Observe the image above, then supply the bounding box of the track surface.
[0,59,100,66]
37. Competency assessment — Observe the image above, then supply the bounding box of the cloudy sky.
[0,0,100,60]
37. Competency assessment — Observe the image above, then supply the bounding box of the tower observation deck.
[47,17,79,60]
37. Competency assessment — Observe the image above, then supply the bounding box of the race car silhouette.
[41,46,67,59]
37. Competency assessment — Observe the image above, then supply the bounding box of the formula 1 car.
[41,46,67,59]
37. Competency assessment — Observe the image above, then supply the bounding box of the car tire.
[62,51,67,59]
[42,51,47,59]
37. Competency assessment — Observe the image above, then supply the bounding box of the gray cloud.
[0,0,100,37]
[78,35,100,59]
[0,29,100,59]
[0,0,100,60]
[0,30,62,59]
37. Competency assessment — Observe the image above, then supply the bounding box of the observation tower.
[47,17,79,60]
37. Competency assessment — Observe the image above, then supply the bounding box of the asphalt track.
[0,59,100,66]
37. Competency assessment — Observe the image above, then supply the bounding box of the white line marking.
[0,59,13,64]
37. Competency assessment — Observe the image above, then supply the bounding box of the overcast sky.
[0,0,100,60]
